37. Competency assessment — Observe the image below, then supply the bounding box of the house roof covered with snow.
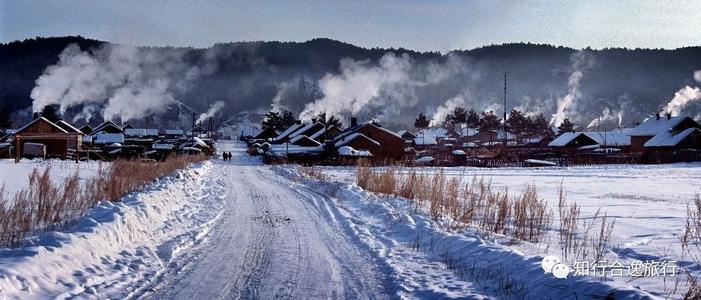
[93,133,125,144]
[628,116,689,136]
[124,128,159,137]
[644,127,701,147]
[269,122,305,142]
[582,131,631,146]
[14,117,69,135]
[334,132,381,148]
[55,120,82,133]
[91,121,124,135]
[164,129,184,136]
[549,131,630,147]
[413,127,447,145]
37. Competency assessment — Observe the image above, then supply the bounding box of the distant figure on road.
[222,152,229,161]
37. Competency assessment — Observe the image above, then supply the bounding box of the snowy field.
[0,142,698,299]
[0,159,106,197]
[314,163,701,297]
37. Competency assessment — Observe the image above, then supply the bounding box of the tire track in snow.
[139,142,390,299]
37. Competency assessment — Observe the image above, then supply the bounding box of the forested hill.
[2,36,700,128]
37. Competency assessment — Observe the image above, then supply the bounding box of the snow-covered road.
[139,141,390,299]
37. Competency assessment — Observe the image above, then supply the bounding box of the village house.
[548,131,631,153]
[250,127,278,142]
[8,117,83,161]
[627,113,701,153]
[79,124,93,135]
[92,120,124,134]
[333,120,405,160]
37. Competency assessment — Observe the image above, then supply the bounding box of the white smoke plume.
[430,94,466,126]
[660,70,701,116]
[550,51,594,127]
[270,82,291,112]
[30,43,221,122]
[586,107,619,129]
[299,53,466,122]
[196,101,225,124]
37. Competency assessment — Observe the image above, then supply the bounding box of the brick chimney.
[656,113,660,120]
[350,117,358,127]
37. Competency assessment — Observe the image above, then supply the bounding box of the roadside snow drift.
[277,166,659,299]
[0,161,225,299]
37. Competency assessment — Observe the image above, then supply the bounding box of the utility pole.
[191,112,196,139]
[503,72,507,150]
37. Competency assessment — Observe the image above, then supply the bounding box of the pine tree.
[41,105,61,123]
[414,113,430,129]
[261,111,282,131]
[557,118,575,134]
[479,111,501,144]
[280,110,296,129]
[533,113,554,139]
[466,109,480,128]
[313,112,342,128]
[452,107,467,136]
[442,113,455,131]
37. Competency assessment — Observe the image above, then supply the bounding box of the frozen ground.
[0,141,692,299]
[316,163,701,297]
[0,158,106,197]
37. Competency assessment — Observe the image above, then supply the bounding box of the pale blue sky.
[2,0,700,51]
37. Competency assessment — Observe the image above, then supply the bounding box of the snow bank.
[0,161,225,298]
[277,166,658,299]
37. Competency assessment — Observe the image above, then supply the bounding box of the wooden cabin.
[628,114,701,153]
[11,117,82,161]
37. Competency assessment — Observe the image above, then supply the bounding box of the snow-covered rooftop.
[644,127,701,147]
[269,123,305,142]
[334,132,380,148]
[164,129,184,135]
[549,131,630,147]
[124,128,159,137]
[413,128,446,145]
[628,116,687,136]
[93,133,125,144]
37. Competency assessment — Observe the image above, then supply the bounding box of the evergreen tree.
[506,109,527,142]
[557,118,575,134]
[261,111,282,131]
[312,112,342,128]
[41,105,60,122]
[451,107,468,136]
[0,105,12,129]
[442,113,455,131]
[466,109,480,128]
[414,113,430,129]
[280,110,296,129]
[533,113,554,139]
[479,111,501,144]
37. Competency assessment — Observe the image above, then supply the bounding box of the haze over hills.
[1,36,701,130]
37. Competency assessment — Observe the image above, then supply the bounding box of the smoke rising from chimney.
[298,53,466,123]
[30,43,222,122]
[550,51,594,128]
[660,70,701,116]
[196,101,225,124]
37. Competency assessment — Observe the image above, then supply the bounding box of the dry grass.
[0,154,206,247]
[681,194,701,299]
[355,163,619,264]
[299,166,328,181]
[356,163,552,243]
